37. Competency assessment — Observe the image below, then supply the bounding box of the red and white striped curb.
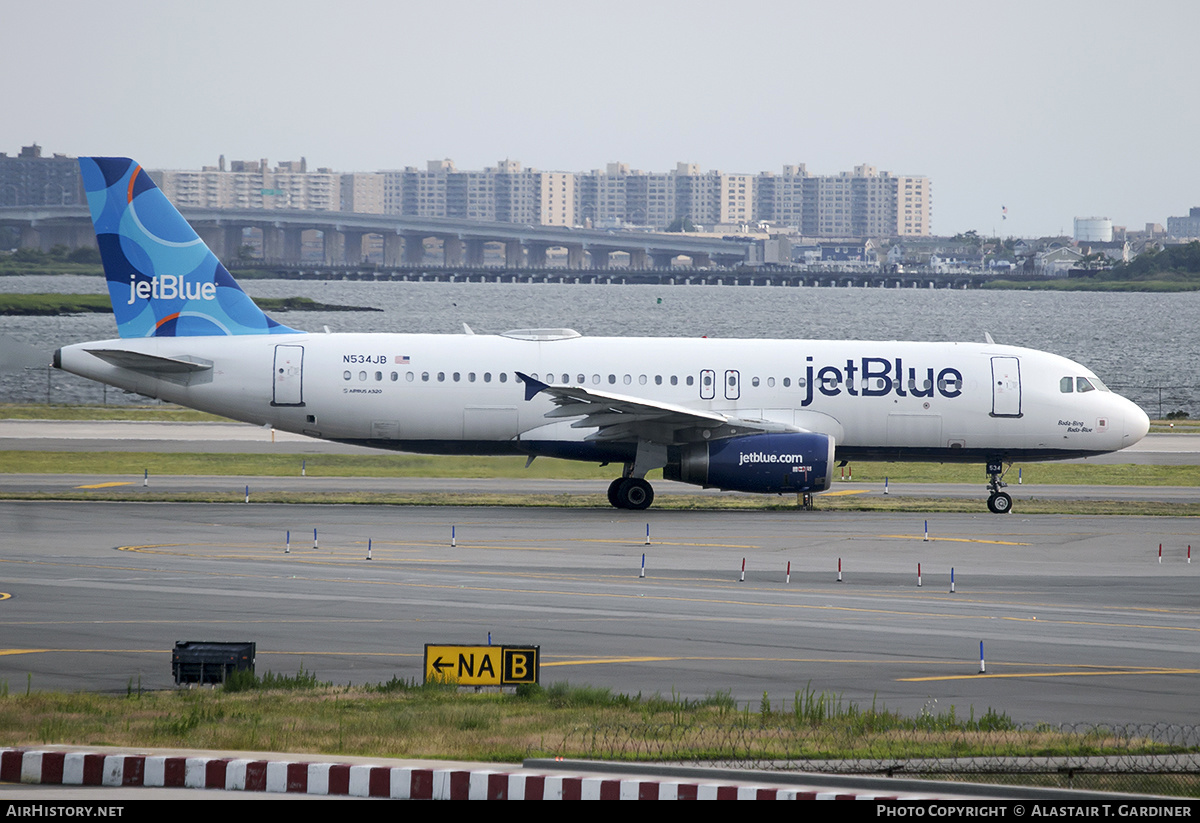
[0,748,912,799]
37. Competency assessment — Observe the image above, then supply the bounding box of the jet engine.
[664,432,835,494]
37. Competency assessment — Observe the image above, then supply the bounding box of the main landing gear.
[607,477,654,510]
[986,460,1013,514]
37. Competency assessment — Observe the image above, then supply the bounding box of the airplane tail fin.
[78,157,299,338]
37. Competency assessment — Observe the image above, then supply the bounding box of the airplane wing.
[517,372,799,443]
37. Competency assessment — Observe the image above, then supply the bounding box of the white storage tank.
[1074,216,1113,242]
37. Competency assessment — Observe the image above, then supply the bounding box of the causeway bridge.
[0,205,752,269]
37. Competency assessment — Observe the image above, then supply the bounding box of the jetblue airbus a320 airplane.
[55,157,1150,512]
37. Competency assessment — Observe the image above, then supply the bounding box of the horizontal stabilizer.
[85,348,213,374]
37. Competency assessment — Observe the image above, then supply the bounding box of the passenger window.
[670,375,678,386]
[499,373,508,383]
[783,377,791,387]
[437,372,445,382]
[406,372,414,382]
[562,374,569,384]
[375,371,382,381]
[751,377,760,387]
[421,372,430,382]
[358,371,367,381]
[1060,377,1073,393]
[483,373,491,383]
[468,372,476,382]
[453,372,460,382]
[639,375,647,385]
[686,376,694,386]
[623,374,632,385]
[608,374,616,384]
[390,372,398,382]
[655,375,662,385]
[577,374,585,383]
[343,371,351,381]
[592,374,601,384]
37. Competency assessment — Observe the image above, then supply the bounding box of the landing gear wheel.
[607,478,625,508]
[617,478,654,510]
[985,460,1014,514]
[987,492,1012,514]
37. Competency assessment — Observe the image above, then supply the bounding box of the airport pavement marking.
[74,481,134,489]
[10,547,1200,628]
[901,667,1200,682]
[879,535,1032,545]
[115,543,463,561]
[574,539,762,549]
[1000,616,1200,633]
[0,593,9,601]
[11,551,1200,630]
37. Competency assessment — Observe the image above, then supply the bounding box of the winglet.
[516,371,549,402]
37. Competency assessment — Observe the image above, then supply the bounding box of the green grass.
[0,449,1195,486]
[0,293,111,315]
[1,488,1197,516]
[0,679,1189,770]
[0,404,226,422]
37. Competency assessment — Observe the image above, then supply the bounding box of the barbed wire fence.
[1107,384,1198,420]
[545,723,1200,796]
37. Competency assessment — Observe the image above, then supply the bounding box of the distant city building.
[1167,207,1200,239]
[0,144,84,207]
[340,172,384,214]
[1,145,932,239]
[153,156,339,211]
[378,157,929,237]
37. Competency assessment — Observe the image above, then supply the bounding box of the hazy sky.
[4,0,1197,237]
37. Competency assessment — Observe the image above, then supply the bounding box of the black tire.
[620,478,655,510]
[987,492,1012,514]
[607,478,626,508]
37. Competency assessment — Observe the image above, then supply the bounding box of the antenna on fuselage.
[984,331,995,344]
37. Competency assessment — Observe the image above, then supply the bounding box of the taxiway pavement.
[1,501,1196,727]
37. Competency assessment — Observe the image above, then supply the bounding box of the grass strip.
[0,489,1196,516]
[0,450,1197,486]
[1,679,1192,771]
[0,404,225,422]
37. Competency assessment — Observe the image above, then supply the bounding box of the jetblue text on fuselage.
[126,274,216,305]
[799,357,964,406]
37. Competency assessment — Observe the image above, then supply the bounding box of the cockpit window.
[1076,377,1096,393]
[1060,377,1073,393]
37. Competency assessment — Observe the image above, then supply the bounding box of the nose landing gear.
[986,460,1013,514]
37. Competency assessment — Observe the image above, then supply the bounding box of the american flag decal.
[395,355,410,364]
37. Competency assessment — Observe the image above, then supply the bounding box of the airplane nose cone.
[1124,401,1150,445]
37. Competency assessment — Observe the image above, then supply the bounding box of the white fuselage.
[56,331,1150,465]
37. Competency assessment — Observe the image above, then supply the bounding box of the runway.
[1,501,1196,727]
